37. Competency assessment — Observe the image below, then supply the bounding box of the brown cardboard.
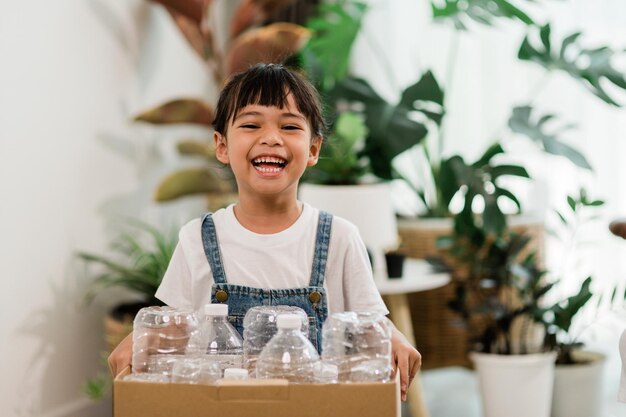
[114,368,400,417]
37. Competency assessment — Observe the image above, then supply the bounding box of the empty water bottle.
[243,305,309,374]
[185,304,243,375]
[131,306,198,375]
[321,311,392,382]
[256,314,320,383]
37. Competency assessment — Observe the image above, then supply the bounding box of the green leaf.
[549,277,594,333]
[438,156,464,208]
[555,210,568,225]
[431,0,535,28]
[518,24,626,106]
[489,164,530,179]
[399,70,445,125]
[304,1,367,89]
[306,112,369,185]
[567,195,577,212]
[329,76,431,180]
[472,143,504,167]
[508,106,592,169]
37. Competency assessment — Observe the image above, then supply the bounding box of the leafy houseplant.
[79,220,177,399]
[392,1,626,234]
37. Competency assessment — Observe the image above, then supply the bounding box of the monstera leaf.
[134,99,214,126]
[304,1,367,89]
[442,143,530,234]
[328,71,444,180]
[431,0,535,30]
[519,24,626,106]
[508,105,592,170]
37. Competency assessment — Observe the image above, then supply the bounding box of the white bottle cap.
[276,313,302,329]
[223,368,249,379]
[204,303,228,316]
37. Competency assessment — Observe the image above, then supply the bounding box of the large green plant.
[393,1,626,233]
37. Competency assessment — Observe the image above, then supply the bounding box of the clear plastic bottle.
[243,305,309,375]
[256,314,320,383]
[185,304,243,375]
[321,311,392,382]
[131,306,198,375]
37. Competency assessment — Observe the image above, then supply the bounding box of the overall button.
[308,291,321,304]
[215,290,229,302]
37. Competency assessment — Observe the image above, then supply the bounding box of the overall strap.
[309,210,333,287]
[201,213,227,284]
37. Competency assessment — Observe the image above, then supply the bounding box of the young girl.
[108,63,421,401]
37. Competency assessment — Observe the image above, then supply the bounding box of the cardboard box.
[114,368,400,417]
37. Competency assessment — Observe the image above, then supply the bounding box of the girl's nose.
[260,132,282,146]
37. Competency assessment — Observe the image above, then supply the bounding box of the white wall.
[0,1,208,416]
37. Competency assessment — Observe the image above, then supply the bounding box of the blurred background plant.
[390,1,626,234]
[78,219,177,400]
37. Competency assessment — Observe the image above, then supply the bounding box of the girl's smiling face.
[214,93,321,201]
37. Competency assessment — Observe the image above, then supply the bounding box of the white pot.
[299,183,398,280]
[470,351,556,417]
[552,351,606,417]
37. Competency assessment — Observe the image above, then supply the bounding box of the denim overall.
[201,210,332,353]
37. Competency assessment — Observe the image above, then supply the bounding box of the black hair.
[212,63,325,138]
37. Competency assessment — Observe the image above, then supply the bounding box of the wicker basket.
[105,314,134,354]
[397,216,545,369]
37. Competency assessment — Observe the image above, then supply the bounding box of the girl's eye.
[240,124,258,129]
[283,125,302,130]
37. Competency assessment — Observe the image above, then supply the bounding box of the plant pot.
[299,183,398,280]
[470,351,556,417]
[384,252,405,278]
[397,215,546,369]
[552,350,606,417]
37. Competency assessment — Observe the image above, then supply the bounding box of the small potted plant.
[78,220,177,399]
[441,208,557,417]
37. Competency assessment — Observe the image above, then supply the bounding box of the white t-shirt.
[155,202,388,317]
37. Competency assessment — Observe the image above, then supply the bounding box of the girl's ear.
[307,135,322,167]
[214,132,229,164]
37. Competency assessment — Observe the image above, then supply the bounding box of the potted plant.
[537,189,609,417]
[382,0,626,370]
[78,220,177,399]
[441,209,557,417]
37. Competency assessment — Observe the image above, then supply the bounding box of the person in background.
[108,63,421,401]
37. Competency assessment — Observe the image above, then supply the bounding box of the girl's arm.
[390,324,422,402]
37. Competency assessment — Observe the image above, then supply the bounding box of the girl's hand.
[108,331,133,377]
[390,327,422,401]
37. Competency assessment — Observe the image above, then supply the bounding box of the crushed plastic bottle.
[321,311,392,382]
[131,306,198,375]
